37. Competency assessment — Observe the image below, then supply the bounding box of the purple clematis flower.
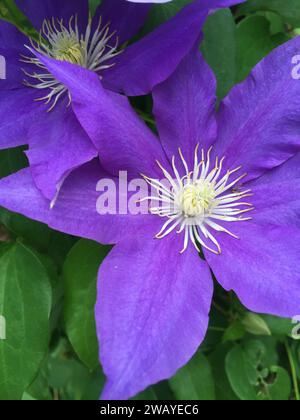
[0,0,241,202]
[1,34,300,400]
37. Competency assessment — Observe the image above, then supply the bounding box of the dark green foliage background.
[0,0,299,401]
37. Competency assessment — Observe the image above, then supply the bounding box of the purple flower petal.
[0,88,39,149]
[0,162,158,244]
[101,0,207,96]
[0,83,95,199]
[15,0,89,32]
[250,152,300,186]
[97,231,213,400]
[214,36,300,182]
[245,154,300,229]
[32,55,170,179]
[25,101,97,200]
[250,181,300,229]
[0,20,29,89]
[94,0,151,45]
[153,47,217,168]
[102,0,245,95]
[205,221,300,318]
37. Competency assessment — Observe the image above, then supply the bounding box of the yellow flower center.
[142,146,254,254]
[22,15,120,111]
[53,36,85,65]
[181,183,216,217]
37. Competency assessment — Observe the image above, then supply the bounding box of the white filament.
[141,145,254,255]
[21,15,121,111]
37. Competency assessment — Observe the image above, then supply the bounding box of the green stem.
[208,326,226,333]
[136,110,155,126]
[285,339,300,401]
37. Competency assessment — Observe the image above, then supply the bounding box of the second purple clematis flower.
[0,0,149,202]
[1,35,300,399]
[1,0,242,202]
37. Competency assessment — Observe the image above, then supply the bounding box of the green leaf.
[265,366,291,400]
[225,345,258,400]
[63,239,111,371]
[47,357,103,400]
[133,387,159,401]
[242,313,271,336]
[0,0,34,35]
[262,315,293,338]
[244,338,278,370]
[225,339,287,400]
[89,0,102,15]
[202,9,237,99]
[236,15,290,82]
[0,242,51,400]
[0,147,27,180]
[223,321,246,342]
[237,0,300,27]
[22,392,37,400]
[25,367,53,401]
[0,208,52,250]
[209,344,239,400]
[0,208,76,266]
[170,352,215,400]
[263,11,286,35]
[44,338,105,400]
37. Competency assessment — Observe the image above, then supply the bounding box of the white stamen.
[141,145,253,254]
[21,15,121,111]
